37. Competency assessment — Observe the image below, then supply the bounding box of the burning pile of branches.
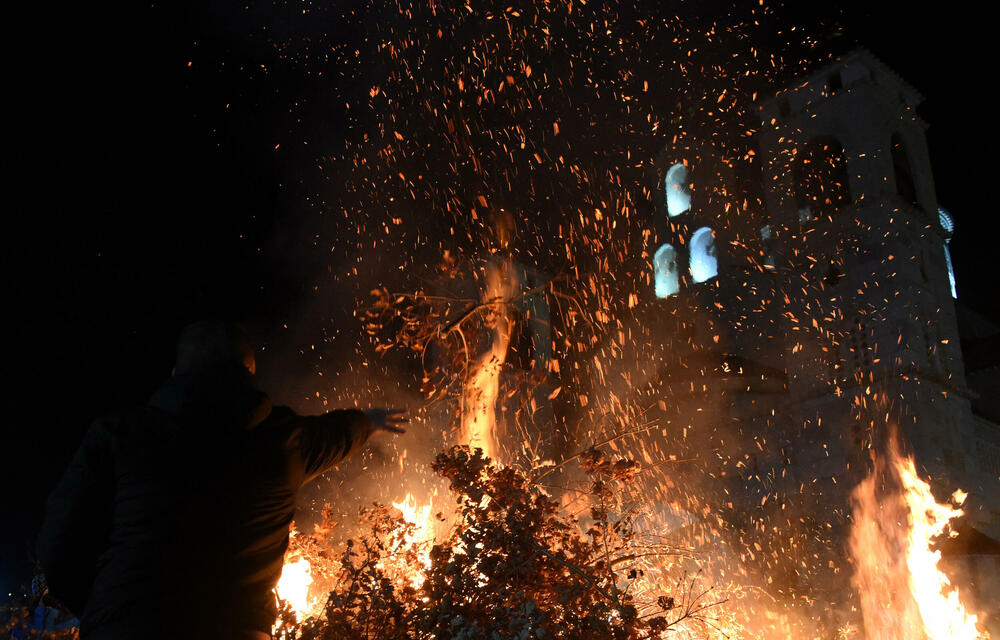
[275,446,727,640]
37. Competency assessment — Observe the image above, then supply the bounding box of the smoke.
[236,1,913,636]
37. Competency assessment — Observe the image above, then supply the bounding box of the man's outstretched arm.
[296,408,408,482]
[37,421,115,615]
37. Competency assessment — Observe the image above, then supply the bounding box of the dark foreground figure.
[37,322,407,639]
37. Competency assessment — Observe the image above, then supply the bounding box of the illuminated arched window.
[892,133,918,206]
[944,244,958,299]
[654,244,680,298]
[689,227,718,283]
[938,208,954,234]
[939,208,958,299]
[665,163,691,217]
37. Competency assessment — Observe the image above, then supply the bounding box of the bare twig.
[532,419,675,484]
[598,490,621,608]
[526,537,619,605]
[439,280,553,337]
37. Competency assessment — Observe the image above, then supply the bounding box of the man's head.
[174,320,256,376]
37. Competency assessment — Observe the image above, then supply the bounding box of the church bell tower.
[755,49,983,521]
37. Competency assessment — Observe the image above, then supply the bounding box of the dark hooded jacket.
[36,364,372,639]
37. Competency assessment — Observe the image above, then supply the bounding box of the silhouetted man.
[37,321,407,639]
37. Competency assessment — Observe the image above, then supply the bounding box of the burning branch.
[366,259,583,464]
[274,446,730,639]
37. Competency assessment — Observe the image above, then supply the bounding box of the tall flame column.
[850,437,984,640]
[460,257,515,462]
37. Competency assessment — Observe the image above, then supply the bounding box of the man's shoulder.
[236,404,305,436]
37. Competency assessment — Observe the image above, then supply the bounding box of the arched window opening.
[847,318,874,380]
[940,208,957,298]
[891,133,919,206]
[824,263,843,288]
[665,163,692,217]
[828,72,843,95]
[778,96,791,118]
[794,137,850,223]
[944,244,958,299]
[654,244,681,298]
[938,207,954,235]
[689,227,718,283]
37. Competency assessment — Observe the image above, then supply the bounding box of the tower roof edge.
[757,47,925,116]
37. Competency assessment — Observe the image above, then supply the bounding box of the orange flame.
[391,492,437,589]
[850,438,986,639]
[460,258,515,460]
[275,557,313,621]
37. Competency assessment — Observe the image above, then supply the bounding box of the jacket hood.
[149,364,272,429]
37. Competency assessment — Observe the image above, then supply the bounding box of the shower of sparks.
[229,0,989,637]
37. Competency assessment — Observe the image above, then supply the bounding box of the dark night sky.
[4,1,997,596]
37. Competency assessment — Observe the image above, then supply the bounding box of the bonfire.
[272,445,730,640]
[850,437,988,640]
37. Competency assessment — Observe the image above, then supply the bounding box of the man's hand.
[363,408,409,435]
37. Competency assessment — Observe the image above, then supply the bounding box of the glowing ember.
[850,437,986,639]
[275,557,313,621]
